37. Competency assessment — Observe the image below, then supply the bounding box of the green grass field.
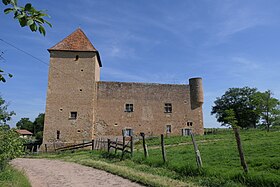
[0,165,31,187]
[35,129,280,187]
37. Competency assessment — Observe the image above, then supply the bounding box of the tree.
[0,95,22,170]
[2,0,52,36]
[16,117,33,132]
[33,113,44,143]
[211,87,259,128]
[0,126,24,170]
[252,90,280,131]
[0,95,15,127]
[15,113,45,143]
[1,0,52,83]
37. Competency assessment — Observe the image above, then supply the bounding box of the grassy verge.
[0,164,31,187]
[32,129,280,187]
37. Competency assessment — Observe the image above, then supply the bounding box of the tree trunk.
[233,127,248,173]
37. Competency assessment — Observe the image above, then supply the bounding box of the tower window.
[57,130,60,139]
[70,112,77,120]
[125,104,133,112]
[166,125,172,133]
[164,103,172,113]
[75,55,79,61]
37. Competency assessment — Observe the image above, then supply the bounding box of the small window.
[125,104,133,112]
[164,103,172,113]
[182,128,191,136]
[75,55,79,61]
[57,130,60,139]
[166,125,172,133]
[70,112,77,120]
[123,128,133,137]
[187,122,193,126]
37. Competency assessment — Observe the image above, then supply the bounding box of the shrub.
[0,127,24,170]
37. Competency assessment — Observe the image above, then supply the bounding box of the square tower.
[43,29,101,145]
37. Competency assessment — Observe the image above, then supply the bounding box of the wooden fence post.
[92,139,94,150]
[108,139,111,152]
[115,138,118,154]
[130,136,134,157]
[161,134,167,163]
[233,127,248,173]
[145,144,149,157]
[140,132,148,158]
[190,132,203,169]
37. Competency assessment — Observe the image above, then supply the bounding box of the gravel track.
[11,158,143,187]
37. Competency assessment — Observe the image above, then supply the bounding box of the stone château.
[43,28,204,145]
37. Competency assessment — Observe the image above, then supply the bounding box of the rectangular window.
[164,103,172,113]
[57,130,60,139]
[182,128,191,136]
[123,128,133,137]
[70,111,77,120]
[187,122,193,126]
[166,125,172,133]
[125,104,134,112]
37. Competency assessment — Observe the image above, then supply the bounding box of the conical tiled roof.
[48,28,97,52]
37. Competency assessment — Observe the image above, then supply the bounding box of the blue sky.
[1,0,280,128]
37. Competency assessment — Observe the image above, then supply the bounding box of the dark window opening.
[81,69,84,72]
[164,103,172,113]
[79,89,82,92]
[57,130,60,139]
[187,122,193,126]
[75,55,79,61]
[166,125,172,133]
[125,104,133,112]
[70,112,77,120]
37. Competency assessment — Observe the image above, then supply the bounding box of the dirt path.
[11,158,143,187]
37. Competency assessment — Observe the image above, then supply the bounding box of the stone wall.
[43,51,99,144]
[95,81,204,137]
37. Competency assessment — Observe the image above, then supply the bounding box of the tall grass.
[0,164,31,187]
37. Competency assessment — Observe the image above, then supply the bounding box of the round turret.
[189,77,203,109]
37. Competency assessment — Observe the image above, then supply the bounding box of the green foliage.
[33,113,44,131]
[16,118,33,132]
[0,95,15,127]
[252,90,280,131]
[212,87,259,128]
[2,0,52,36]
[0,164,31,187]
[0,127,24,171]
[212,87,280,129]
[15,113,44,143]
[224,109,238,128]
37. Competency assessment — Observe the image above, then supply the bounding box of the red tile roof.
[48,28,97,52]
[48,28,102,67]
[16,129,33,135]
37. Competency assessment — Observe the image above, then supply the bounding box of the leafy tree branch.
[2,0,52,36]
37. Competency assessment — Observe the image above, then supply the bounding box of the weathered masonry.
[43,28,204,145]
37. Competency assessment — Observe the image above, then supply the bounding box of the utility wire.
[0,38,83,83]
